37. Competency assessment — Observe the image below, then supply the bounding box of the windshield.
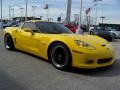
[35,22,73,34]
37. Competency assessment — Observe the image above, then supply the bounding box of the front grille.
[98,58,112,64]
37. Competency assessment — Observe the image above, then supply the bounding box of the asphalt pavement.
[0,30,120,90]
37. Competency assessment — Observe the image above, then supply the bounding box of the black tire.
[4,34,15,50]
[107,37,113,42]
[108,34,114,41]
[113,33,116,39]
[48,43,72,70]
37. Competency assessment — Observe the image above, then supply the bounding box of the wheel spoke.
[51,45,67,67]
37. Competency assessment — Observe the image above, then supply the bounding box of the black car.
[89,27,114,41]
[3,21,18,28]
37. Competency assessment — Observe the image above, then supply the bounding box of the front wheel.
[4,34,15,50]
[48,43,72,70]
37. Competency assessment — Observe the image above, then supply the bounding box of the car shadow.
[14,49,50,63]
[8,50,120,77]
[67,59,120,77]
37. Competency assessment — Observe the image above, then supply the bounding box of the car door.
[15,22,40,55]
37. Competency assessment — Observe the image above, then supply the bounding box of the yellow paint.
[4,21,115,69]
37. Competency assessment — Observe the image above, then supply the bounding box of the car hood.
[62,34,108,46]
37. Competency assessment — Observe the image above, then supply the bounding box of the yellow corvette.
[4,20,115,70]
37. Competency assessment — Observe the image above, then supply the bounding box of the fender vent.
[101,44,106,47]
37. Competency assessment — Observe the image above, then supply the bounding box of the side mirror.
[24,28,34,35]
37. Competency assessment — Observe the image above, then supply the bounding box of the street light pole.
[93,0,102,28]
[20,7,24,22]
[86,4,96,30]
[11,8,14,19]
[1,0,2,22]
[20,8,24,17]
[25,0,28,21]
[101,16,105,24]
[76,0,83,34]
[79,0,83,27]
[47,6,49,21]
[95,1,98,28]
[32,6,37,20]
[101,16,105,27]
[9,5,11,20]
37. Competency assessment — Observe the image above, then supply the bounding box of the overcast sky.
[2,0,120,24]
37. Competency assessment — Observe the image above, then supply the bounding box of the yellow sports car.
[4,20,115,70]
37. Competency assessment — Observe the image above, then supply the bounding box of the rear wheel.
[48,43,72,70]
[4,34,15,50]
[90,31,95,35]
[108,37,113,41]
[108,34,114,41]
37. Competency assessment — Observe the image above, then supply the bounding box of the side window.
[22,22,30,29]
[36,22,57,33]
[22,22,40,32]
[30,23,38,31]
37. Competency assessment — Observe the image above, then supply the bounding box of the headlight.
[74,40,96,50]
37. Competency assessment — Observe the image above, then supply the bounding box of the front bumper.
[71,46,115,69]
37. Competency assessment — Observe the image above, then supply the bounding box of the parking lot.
[0,29,120,90]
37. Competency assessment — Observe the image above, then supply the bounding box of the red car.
[64,24,78,33]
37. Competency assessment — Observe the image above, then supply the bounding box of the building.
[99,23,120,31]
[13,17,41,22]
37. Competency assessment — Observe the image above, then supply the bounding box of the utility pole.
[20,8,24,17]
[25,0,28,21]
[9,5,11,20]
[95,1,97,28]
[47,5,49,21]
[66,0,72,23]
[9,5,21,20]
[11,8,14,18]
[79,0,83,27]
[76,0,83,34]
[1,0,2,22]
[32,6,37,20]
[101,16,105,27]
[93,0,102,28]
[20,7,24,22]
[101,16,105,24]
[44,4,52,21]
[11,8,14,19]
[85,4,96,31]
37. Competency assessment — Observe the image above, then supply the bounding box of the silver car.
[110,29,120,39]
